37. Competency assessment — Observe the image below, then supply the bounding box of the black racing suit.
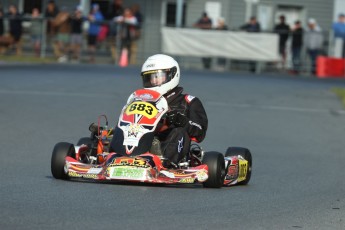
[157,87,208,164]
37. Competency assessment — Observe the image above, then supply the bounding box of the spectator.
[7,4,23,56]
[0,7,7,54]
[107,0,124,63]
[70,5,84,61]
[290,20,303,75]
[107,0,124,20]
[45,0,59,34]
[87,4,104,63]
[45,0,59,52]
[124,4,144,64]
[193,12,212,69]
[131,4,143,28]
[130,3,144,64]
[240,16,261,32]
[115,8,138,65]
[51,7,71,62]
[274,15,290,69]
[30,8,43,57]
[240,16,261,72]
[304,18,324,75]
[332,13,345,57]
[194,12,212,29]
[0,7,3,36]
[215,17,228,71]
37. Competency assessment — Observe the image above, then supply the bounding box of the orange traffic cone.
[119,48,128,67]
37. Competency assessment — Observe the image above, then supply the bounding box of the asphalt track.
[0,64,345,230]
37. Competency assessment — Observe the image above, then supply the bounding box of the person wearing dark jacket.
[0,8,5,54]
[0,8,4,36]
[240,16,261,72]
[291,20,303,74]
[240,16,261,32]
[193,12,213,69]
[45,0,59,35]
[142,54,207,166]
[107,0,124,62]
[111,54,208,167]
[7,4,23,55]
[274,15,290,69]
[69,6,84,61]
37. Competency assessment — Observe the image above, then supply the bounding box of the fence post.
[40,18,47,58]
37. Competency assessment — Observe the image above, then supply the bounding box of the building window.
[166,3,186,27]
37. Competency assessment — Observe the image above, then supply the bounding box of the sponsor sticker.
[146,64,155,68]
[127,123,141,138]
[177,137,184,153]
[139,93,153,100]
[87,167,103,174]
[123,137,140,147]
[185,95,195,103]
[196,170,208,182]
[179,178,195,183]
[110,157,148,168]
[68,171,98,179]
[111,167,146,179]
[189,121,202,130]
[237,159,248,182]
[226,165,238,180]
[160,170,175,178]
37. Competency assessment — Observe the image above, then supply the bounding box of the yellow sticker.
[125,102,158,119]
[237,159,248,182]
[179,178,195,183]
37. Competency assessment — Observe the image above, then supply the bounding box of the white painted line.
[207,101,345,115]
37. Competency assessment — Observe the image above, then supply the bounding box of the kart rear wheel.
[51,142,75,180]
[202,151,225,188]
[225,147,252,185]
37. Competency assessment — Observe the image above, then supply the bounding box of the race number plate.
[125,102,158,119]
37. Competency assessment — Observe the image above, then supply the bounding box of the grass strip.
[332,87,345,107]
[0,55,55,64]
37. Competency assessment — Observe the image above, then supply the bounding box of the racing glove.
[166,110,188,127]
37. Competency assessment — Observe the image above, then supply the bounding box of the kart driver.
[141,54,208,167]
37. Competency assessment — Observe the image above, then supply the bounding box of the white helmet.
[141,54,180,95]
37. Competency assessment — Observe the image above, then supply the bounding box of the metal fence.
[0,15,342,76]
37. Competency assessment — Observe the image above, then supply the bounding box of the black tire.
[77,137,93,146]
[225,147,252,185]
[202,151,226,188]
[51,142,75,180]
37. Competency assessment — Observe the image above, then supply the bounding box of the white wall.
[334,0,345,21]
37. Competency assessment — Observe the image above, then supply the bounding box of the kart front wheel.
[51,142,75,180]
[202,151,225,188]
[225,147,252,185]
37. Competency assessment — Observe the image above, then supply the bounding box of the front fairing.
[111,89,168,156]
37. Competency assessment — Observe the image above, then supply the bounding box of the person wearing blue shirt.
[87,4,104,62]
[332,13,345,57]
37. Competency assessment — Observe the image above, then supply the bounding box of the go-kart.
[51,89,252,188]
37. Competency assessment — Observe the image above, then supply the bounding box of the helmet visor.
[142,69,171,88]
